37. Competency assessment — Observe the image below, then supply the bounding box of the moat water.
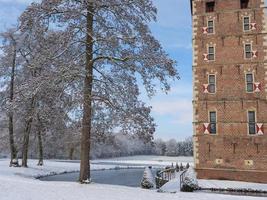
[40,168,157,187]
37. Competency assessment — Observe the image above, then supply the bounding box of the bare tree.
[16,26,75,167]
[0,29,21,167]
[19,0,179,182]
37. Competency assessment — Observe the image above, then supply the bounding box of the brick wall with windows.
[191,0,267,183]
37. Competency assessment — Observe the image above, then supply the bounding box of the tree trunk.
[79,3,94,183]
[21,98,35,167]
[37,132,43,166]
[21,118,32,167]
[69,147,74,160]
[8,43,18,167]
[37,115,43,166]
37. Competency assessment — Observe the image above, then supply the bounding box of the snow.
[0,157,266,200]
[159,168,198,193]
[141,167,155,188]
[183,167,198,188]
[160,168,267,194]
[0,159,122,179]
[96,155,194,167]
[199,179,267,191]
[160,177,180,193]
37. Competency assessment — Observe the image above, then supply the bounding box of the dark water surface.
[40,168,157,187]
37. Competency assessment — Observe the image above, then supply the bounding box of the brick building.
[191,0,267,183]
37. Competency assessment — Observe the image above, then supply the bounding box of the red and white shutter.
[250,23,257,30]
[256,123,264,135]
[203,53,208,61]
[203,84,209,93]
[254,82,261,92]
[203,123,210,134]
[202,27,208,34]
[252,51,258,58]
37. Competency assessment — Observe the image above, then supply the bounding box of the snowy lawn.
[0,157,266,200]
[0,159,122,179]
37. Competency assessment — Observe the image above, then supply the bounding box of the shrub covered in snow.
[175,163,179,172]
[141,167,155,189]
[181,167,199,192]
[179,163,184,171]
[186,163,190,169]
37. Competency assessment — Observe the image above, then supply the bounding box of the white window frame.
[247,110,257,136]
[208,74,216,94]
[209,110,217,135]
[245,73,254,93]
[207,45,215,61]
[207,19,215,34]
[244,43,252,59]
[243,16,250,32]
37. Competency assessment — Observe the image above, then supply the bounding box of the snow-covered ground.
[95,155,193,167]
[0,157,266,200]
[199,179,267,191]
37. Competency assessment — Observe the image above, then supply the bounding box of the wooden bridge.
[155,166,188,189]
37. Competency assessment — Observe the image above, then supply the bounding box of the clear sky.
[0,0,193,141]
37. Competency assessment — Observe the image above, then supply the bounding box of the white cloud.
[151,99,192,115]
[151,98,193,140]
[170,112,192,125]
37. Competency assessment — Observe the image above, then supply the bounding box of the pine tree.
[141,167,154,189]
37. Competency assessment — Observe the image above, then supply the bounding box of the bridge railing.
[179,169,187,191]
[155,167,176,188]
[155,164,190,189]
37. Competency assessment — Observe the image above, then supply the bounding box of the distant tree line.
[0,119,193,159]
[153,137,193,157]
[92,135,193,158]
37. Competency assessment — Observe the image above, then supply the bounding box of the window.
[208,75,216,93]
[246,73,254,92]
[209,111,217,134]
[241,0,249,9]
[208,46,215,61]
[206,2,215,13]
[207,20,214,34]
[245,44,252,59]
[248,111,256,135]
[243,16,250,31]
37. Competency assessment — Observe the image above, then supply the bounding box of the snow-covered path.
[0,158,266,200]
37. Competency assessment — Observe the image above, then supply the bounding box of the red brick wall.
[197,168,267,183]
[192,0,267,183]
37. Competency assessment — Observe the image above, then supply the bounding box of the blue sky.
[0,0,193,141]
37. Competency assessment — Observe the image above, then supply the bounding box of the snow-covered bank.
[0,156,192,180]
[0,159,122,179]
[199,179,267,191]
[159,178,267,194]
[0,158,266,200]
[95,155,193,167]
